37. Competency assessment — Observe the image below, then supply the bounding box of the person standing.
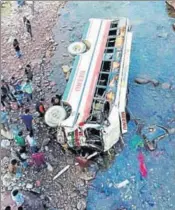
[1,80,16,101]
[31,151,47,171]
[23,17,33,39]
[1,108,10,130]
[51,94,62,106]
[35,98,46,117]
[8,159,18,174]
[22,80,33,103]
[13,39,22,58]
[11,189,24,207]
[26,131,38,154]
[14,91,24,109]
[24,64,33,81]
[10,76,22,92]
[20,109,33,132]
[14,131,26,151]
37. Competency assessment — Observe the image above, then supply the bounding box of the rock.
[173,104,175,112]
[157,32,168,39]
[2,173,14,187]
[150,79,159,87]
[172,23,175,31]
[1,139,10,149]
[45,146,49,151]
[31,58,43,66]
[77,199,86,210]
[1,156,10,167]
[161,82,171,89]
[79,171,96,181]
[168,128,175,134]
[134,77,150,85]
[63,54,69,57]
[45,50,53,58]
[26,183,33,189]
[46,162,53,172]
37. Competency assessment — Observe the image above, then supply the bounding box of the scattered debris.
[114,179,129,189]
[53,165,70,180]
[1,139,11,148]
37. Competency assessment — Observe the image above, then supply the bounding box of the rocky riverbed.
[1,1,90,209]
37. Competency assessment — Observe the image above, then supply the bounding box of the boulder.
[161,82,171,89]
[172,23,175,31]
[134,77,150,85]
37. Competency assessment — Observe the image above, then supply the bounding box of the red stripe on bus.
[75,129,80,147]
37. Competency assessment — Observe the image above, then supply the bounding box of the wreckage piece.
[53,165,70,180]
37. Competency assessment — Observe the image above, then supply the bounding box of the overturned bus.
[45,18,133,153]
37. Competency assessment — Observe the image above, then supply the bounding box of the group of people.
[1,65,33,109]
[1,7,64,209]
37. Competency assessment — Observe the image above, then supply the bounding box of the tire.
[45,106,67,127]
[68,42,86,56]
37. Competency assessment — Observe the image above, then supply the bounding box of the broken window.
[102,61,111,72]
[105,48,114,53]
[108,29,117,36]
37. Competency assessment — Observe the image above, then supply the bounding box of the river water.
[51,1,175,209]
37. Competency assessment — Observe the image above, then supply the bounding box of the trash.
[35,180,41,187]
[79,171,96,181]
[2,173,14,187]
[130,135,144,149]
[26,183,33,189]
[53,165,70,180]
[1,139,11,148]
[114,179,129,188]
[1,129,13,140]
[46,162,53,172]
[62,65,71,73]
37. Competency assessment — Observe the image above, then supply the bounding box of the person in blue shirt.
[14,91,24,108]
[20,108,33,132]
[22,80,33,103]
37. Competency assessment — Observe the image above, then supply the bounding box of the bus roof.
[62,18,128,128]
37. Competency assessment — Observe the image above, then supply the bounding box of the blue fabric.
[11,191,24,206]
[16,50,21,58]
[1,111,8,124]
